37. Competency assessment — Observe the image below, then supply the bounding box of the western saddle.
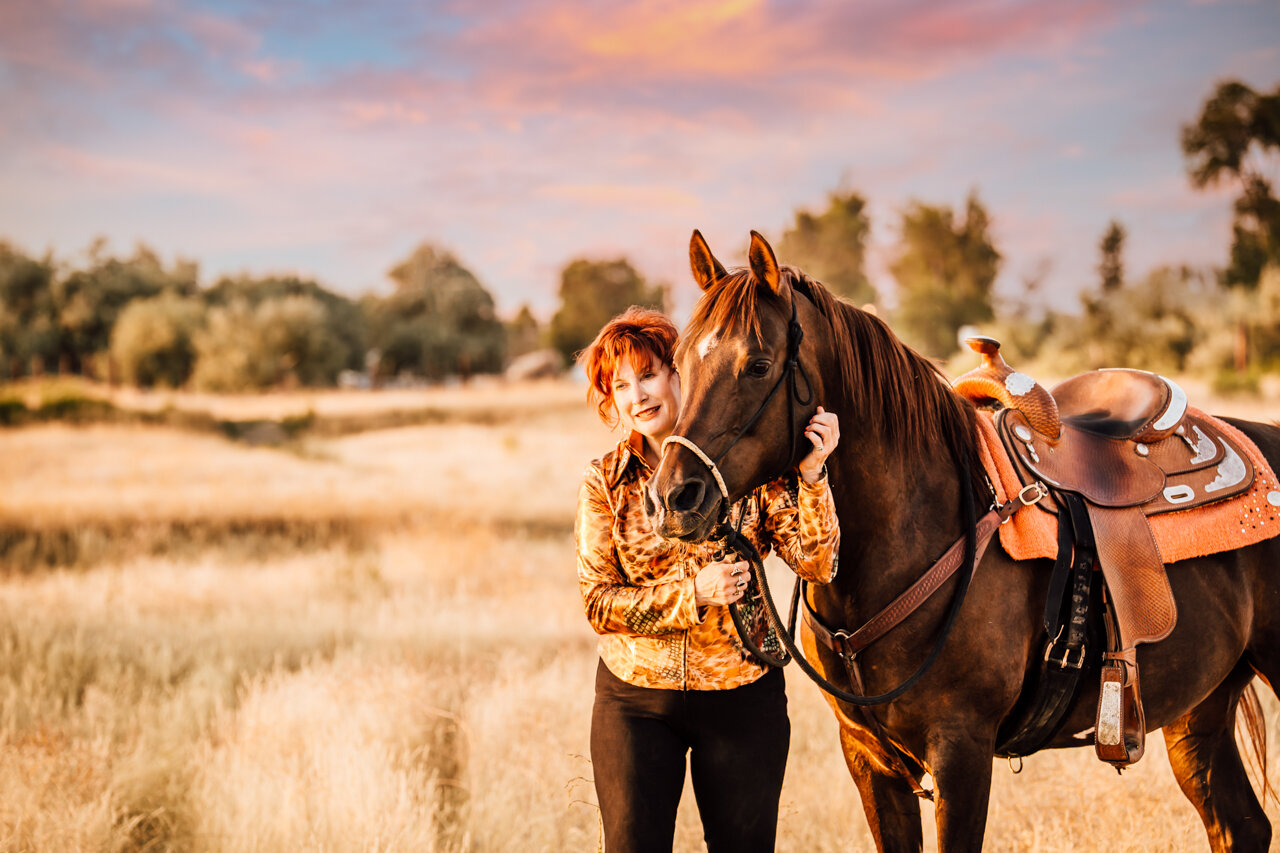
[954,336,1256,767]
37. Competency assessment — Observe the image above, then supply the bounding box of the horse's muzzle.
[646,474,723,542]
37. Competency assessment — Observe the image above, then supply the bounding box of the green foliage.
[205,273,364,371]
[110,294,205,388]
[54,241,198,375]
[367,244,505,379]
[256,296,351,386]
[1182,81,1280,189]
[1062,266,1217,374]
[33,380,117,422]
[192,296,351,392]
[548,258,664,362]
[0,394,26,425]
[506,304,541,361]
[890,192,1001,358]
[777,191,876,305]
[1098,220,1126,294]
[1182,80,1280,289]
[1211,366,1261,396]
[0,242,59,378]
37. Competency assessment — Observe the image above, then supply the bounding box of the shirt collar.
[605,431,653,489]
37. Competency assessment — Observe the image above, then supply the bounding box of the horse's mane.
[683,265,984,493]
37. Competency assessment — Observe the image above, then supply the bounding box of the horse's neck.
[828,433,969,615]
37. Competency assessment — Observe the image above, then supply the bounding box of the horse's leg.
[1163,661,1271,853]
[838,724,924,853]
[927,729,994,853]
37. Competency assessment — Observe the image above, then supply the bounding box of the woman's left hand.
[798,406,839,484]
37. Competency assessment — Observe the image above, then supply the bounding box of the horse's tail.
[1238,681,1274,806]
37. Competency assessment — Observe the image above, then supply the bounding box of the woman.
[575,306,840,852]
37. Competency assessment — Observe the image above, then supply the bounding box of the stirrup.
[1096,652,1145,768]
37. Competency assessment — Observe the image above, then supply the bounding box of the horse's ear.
[748,230,782,294]
[689,229,727,292]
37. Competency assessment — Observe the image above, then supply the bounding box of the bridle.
[660,294,812,513]
[659,284,1003,708]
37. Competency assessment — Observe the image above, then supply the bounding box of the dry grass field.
[2,377,1279,851]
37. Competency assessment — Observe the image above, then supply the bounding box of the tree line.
[1,78,1276,392]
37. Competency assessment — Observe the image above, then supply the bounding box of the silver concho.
[1005,372,1036,396]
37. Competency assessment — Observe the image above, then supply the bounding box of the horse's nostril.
[667,480,705,513]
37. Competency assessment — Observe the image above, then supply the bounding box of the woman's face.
[611,353,681,442]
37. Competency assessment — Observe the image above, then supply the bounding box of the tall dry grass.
[0,377,1277,851]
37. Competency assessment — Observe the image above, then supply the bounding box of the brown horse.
[648,229,1280,852]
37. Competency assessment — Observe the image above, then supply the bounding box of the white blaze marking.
[697,332,719,359]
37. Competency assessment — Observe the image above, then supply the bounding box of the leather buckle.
[1018,481,1048,507]
[831,629,857,662]
[1046,641,1086,670]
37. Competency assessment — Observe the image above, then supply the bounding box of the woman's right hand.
[694,559,752,606]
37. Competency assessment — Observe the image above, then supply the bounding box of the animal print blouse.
[575,432,840,691]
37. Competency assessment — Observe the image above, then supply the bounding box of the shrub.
[110,294,205,388]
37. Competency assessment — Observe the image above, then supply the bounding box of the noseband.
[659,295,812,511]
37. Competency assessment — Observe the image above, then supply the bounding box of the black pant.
[590,660,790,853]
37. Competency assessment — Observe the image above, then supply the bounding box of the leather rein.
[661,292,1042,706]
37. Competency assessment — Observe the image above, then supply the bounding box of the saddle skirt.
[975,408,1280,565]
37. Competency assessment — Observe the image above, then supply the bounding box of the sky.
[1,0,1278,322]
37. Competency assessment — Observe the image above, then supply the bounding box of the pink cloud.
[437,0,1143,120]
[538,183,702,210]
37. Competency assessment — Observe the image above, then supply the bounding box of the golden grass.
[1,377,1278,851]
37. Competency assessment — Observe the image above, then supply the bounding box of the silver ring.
[731,567,742,577]
[813,441,825,452]
[736,579,747,590]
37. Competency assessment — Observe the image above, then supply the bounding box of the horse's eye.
[747,360,771,377]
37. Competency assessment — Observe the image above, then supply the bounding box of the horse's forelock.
[679,268,771,361]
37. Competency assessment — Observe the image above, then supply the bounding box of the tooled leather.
[1000,411,1254,519]
[1006,410,1166,507]
[1052,369,1171,441]
[953,369,1061,439]
[835,510,1004,654]
[1087,504,1176,646]
[1144,414,1225,474]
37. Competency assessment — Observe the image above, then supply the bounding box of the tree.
[110,293,205,388]
[1182,80,1280,288]
[777,191,876,305]
[889,192,1001,358]
[1098,220,1126,294]
[1078,220,1129,365]
[54,240,199,377]
[0,242,59,378]
[548,258,664,362]
[366,243,505,379]
[506,304,541,361]
[191,295,350,391]
[204,273,365,372]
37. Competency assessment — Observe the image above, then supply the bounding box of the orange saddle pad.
[975,409,1280,564]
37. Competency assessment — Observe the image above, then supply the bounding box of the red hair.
[578,306,678,426]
